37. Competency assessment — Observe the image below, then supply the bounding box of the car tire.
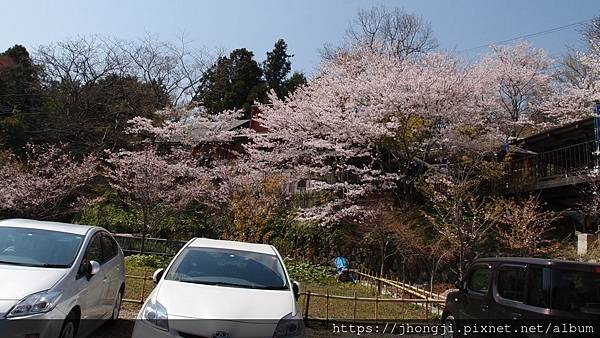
[108,289,123,325]
[59,312,79,338]
[443,315,457,338]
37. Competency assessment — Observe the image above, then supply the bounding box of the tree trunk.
[430,270,435,294]
[141,209,148,255]
[140,232,147,255]
[378,245,385,294]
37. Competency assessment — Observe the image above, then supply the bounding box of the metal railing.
[113,234,187,256]
[506,140,596,191]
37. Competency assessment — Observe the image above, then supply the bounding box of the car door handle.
[481,304,489,311]
[512,313,522,320]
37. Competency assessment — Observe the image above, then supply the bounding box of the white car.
[133,238,304,338]
[0,219,125,338]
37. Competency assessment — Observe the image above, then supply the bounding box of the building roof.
[187,237,276,256]
[475,256,600,268]
[515,117,594,153]
[0,218,96,236]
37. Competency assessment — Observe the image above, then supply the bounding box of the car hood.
[155,280,295,320]
[0,300,17,316]
[0,265,67,301]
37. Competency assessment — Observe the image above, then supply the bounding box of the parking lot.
[89,312,437,338]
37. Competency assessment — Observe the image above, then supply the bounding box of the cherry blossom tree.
[127,105,242,146]
[105,147,216,251]
[474,42,554,139]
[542,41,600,125]
[247,49,498,224]
[104,106,244,249]
[344,6,437,59]
[420,160,498,279]
[493,195,561,257]
[0,144,97,220]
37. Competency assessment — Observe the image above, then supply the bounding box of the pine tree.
[264,39,293,99]
[195,49,265,117]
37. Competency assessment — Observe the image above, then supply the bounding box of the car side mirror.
[153,268,165,284]
[292,281,301,301]
[88,260,100,276]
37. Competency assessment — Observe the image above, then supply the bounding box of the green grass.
[122,262,161,310]
[295,273,437,321]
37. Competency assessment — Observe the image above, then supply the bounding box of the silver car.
[0,219,126,338]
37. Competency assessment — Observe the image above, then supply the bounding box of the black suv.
[442,257,600,336]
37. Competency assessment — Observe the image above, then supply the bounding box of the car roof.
[0,218,97,236]
[187,237,276,256]
[475,257,600,268]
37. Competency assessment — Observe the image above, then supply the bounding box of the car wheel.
[59,313,78,338]
[108,290,123,324]
[443,315,457,338]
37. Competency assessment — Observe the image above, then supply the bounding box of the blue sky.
[1,0,600,74]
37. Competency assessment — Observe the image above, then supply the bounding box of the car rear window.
[551,269,600,314]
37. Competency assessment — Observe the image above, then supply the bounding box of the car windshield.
[165,247,288,290]
[0,227,84,268]
[551,268,600,314]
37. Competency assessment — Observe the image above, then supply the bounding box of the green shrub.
[78,202,142,234]
[125,254,172,269]
[285,260,333,283]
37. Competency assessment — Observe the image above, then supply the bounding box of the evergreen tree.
[0,45,43,152]
[284,71,307,97]
[264,39,293,99]
[195,49,265,118]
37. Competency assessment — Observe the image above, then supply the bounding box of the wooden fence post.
[375,294,379,323]
[325,289,330,323]
[140,270,148,304]
[353,291,357,322]
[304,291,311,323]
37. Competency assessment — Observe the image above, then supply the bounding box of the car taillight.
[594,266,600,273]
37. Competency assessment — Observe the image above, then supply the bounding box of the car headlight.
[141,299,169,331]
[273,312,304,338]
[6,290,62,318]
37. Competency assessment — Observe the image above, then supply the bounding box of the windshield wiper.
[180,280,254,288]
[0,261,69,268]
[38,264,70,268]
[258,285,289,290]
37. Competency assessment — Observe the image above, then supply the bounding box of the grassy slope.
[122,259,435,320]
[297,277,431,321]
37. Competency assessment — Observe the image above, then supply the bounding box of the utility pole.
[595,101,600,172]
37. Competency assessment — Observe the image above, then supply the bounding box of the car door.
[100,233,120,316]
[492,264,527,320]
[76,233,109,320]
[462,264,493,319]
[523,265,553,319]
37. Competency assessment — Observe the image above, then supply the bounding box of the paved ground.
[89,314,438,338]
